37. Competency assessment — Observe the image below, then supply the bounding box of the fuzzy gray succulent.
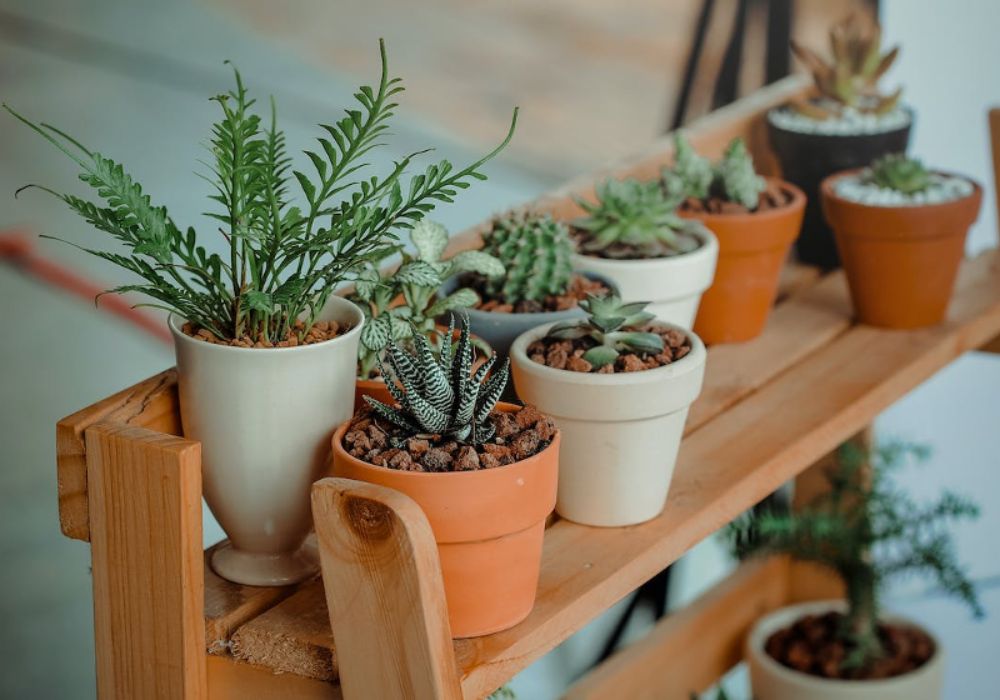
[663,134,766,210]
[364,316,508,445]
[546,295,664,369]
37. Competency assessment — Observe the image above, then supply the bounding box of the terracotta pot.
[570,224,718,328]
[170,296,364,586]
[685,178,806,344]
[510,322,706,527]
[747,601,944,700]
[821,171,982,329]
[768,109,912,269]
[331,404,559,637]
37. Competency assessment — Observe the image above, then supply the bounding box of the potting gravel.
[768,104,911,135]
[834,171,974,207]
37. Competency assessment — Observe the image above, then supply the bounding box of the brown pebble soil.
[765,611,936,681]
[182,319,343,348]
[528,325,691,374]
[344,405,557,473]
[679,179,793,216]
[473,273,610,314]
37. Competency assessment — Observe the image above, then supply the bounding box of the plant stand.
[55,78,1000,699]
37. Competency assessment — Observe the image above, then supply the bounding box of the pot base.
[211,539,319,586]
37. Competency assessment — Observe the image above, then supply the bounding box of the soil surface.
[679,179,793,216]
[469,273,610,314]
[344,405,557,472]
[181,320,343,348]
[528,325,691,373]
[765,611,936,681]
[570,227,703,260]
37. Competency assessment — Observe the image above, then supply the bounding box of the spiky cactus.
[664,134,765,210]
[790,14,902,119]
[546,295,664,369]
[364,317,509,445]
[480,214,574,304]
[866,153,931,195]
[717,138,767,209]
[574,179,701,259]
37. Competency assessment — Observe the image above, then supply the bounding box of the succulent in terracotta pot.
[732,440,982,700]
[6,40,517,586]
[664,134,805,344]
[821,154,982,329]
[332,317,560,637]
[569,178,718,327]
[510,295,706,527]
[768,13,912,269]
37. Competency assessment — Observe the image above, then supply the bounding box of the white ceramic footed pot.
[570,225,718,327]
[170,296,364,586]
[747,601,944,700]
[510,321,706,526]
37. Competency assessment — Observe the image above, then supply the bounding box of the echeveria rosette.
[546,295,664,369]
[865,153,932,195]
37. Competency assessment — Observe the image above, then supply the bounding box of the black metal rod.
[670,0,716,131]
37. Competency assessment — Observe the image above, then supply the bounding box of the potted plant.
[7,41,517,586]
[665,134,806,344]
[351,218,504,403]
[509,295,706,527]
[731,441,983,700]
[569,178,718,327]
[332,318,560,637]
[442,211,616,366]
[768,14,911,269]
[821,154,982,329]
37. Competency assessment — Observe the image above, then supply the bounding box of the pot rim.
[570,223,719,270]
[169,295,365,356]
[509,319,707,387]
[443,271,620,321]
[332,401,561,481]
[748,599,943,689]
[766,103,915,136]
[678,177,807,224]
[820,168,983,214]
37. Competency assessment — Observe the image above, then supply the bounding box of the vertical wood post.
[86,423,206,700]
[311,478,461,700]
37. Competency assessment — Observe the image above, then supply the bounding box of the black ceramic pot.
[767,110,912,269]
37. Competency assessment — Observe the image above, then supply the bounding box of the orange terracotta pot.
[821,171,983,329]
[330,403,559,638]
[685,178,806,344]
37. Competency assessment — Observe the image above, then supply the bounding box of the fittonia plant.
[574,179,701,258]
[364,316,508,446]
[479,213,575,305]
[545,295,664,370]
[865,153,932,195]
[664,134,766,210]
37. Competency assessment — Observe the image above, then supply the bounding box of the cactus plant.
[479,213,575,304]
[789,14,902,119]
[664,134,766,210]
[865,153,932,195]
[669,134,714,201]
[364,316,509,446]
[574,179,701,259]
[546,295,664,369]
[717,138,767,209]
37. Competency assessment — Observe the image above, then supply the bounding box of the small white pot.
[570,226,718,328]
[509,322,706,526]
[170,296,364,586]
[747,601,944,700]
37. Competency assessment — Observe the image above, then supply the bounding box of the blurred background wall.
[0,1,997,698]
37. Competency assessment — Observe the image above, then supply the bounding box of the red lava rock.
[388,450,415,471]
[493,413,520,439]
[422,448,453,472]
[407,438,430,456]
[511,430,540,459]
[566,356,593,373]
[184,319,342,347]
[530,324,692,374]
[621,354,646,372]
[473,273,610,313]
[454,446,480,471]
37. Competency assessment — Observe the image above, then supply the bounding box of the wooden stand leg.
[86,423,206,699]
[311,478,461,700]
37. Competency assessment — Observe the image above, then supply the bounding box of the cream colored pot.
[747,601,944,700]
[570,226,718,328]
[510,321,706,526]
[170,296,364,586]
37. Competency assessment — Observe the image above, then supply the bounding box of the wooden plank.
[563,558,791,700]
[86,422,205,700]
[311,478,461,700]
[207,655,341,700]
[57,369,180,541]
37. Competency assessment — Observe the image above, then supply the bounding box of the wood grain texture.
[564,558,791,700]
[86,422,205,700]
[207,655,341,700]
[57,369,180,541]
[311,478,461,700]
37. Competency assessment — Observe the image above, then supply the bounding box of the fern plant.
[663,134,766,210]
[865,154,932,195]
[546,295,664,369]
[479,213,574,304]
[728,440,982,671]
[5,40,517,343]
[364,316,508,446]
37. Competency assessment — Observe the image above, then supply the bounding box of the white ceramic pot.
[570,225,718,328]
[509,322,706,526]
[747,601,944,700]
[170,296,364,586]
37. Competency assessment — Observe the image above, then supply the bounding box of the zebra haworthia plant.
[546,295,664,369]
[364,317,509,446]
